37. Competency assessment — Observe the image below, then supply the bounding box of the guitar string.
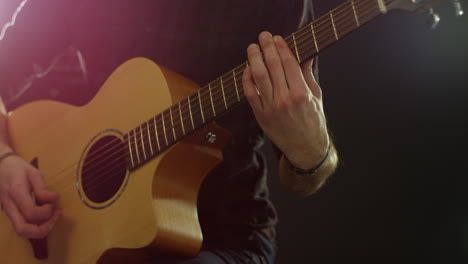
[45,1,385,194]
[55,3,384,194]
[56,11,384,196]
[79,0,380,172]
[52,4,385,196]
[144,0,380,118]
[44,0,384,194]
[82,0,382,173]
[77,0,381,182]
[46,0,381,188]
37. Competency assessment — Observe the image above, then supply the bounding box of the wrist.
[0,151,17,164]
[0,143,16,167]
[0,143,12,154]
[283,144,331,176]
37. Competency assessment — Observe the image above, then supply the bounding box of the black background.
[269,1,468,263]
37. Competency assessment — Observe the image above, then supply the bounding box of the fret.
[310,23,319,53]
[329,12,339,40]
[351,0,360,27]
[178,102,186,135]
[220,76,228,109]
[140,124,147,160]
[188,97,195,129]
[334,3,358,39]
[127,134,135,168]
[208,83,216,117]
[170,107,177,141]
[161,111,169,146]
[133,129,141,165]
[292,32,301,62]
[355,0,383,26]
[377,0,388,14]
[146,120,154,156]
[232,69,240,102]
[198,90,205,123]
[154,117,161,151]
[121,0,392,172]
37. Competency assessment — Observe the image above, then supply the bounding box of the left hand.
[243,31,329,169]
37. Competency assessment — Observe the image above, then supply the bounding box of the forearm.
[279,141,338,197]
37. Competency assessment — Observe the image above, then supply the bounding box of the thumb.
[27,168,59,204]
[301,58,322,100]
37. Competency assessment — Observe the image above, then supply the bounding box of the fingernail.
[260,31,272,40]
[273,35,282,43]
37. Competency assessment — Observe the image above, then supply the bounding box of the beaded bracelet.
[284,145,331,176]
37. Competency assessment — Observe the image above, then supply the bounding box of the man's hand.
[0,151,60,239]
[243,31,330,170]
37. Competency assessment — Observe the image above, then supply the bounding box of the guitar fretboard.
[125,0,388,170]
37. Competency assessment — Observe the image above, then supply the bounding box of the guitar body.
[0,58,230,263]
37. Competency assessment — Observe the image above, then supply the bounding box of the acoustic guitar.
[0,0,452,263]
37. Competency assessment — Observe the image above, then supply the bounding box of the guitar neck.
[125,0,389,170]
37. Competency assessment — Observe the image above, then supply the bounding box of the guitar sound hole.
[81,135,127,204]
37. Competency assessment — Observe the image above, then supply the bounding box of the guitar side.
[0,58,229,263]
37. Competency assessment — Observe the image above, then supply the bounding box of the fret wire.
[200,87,212,121]
[154,116,162,151]
[203,6,378,116]
[208,83,216,117]
[78,3,388,176]
[284,0,379,62]
[232,69,241,102]
[140,124,147,160]
[296,1,384,62]
[377,0,388,14]
[178,101,186,135]
[319,9,378,47]
[292,32,301,62]
[146,120,154,156]
[314,13,335,45]
[310,23,319,53]
[300,8,378,62]
[304,2,376,49]
[335,1,361,34]
[169,107,176,141]
[131,1,376,146]
[330,12,339,40]
[127,1,383,151]
[187,97,195,129]
[133,129,141,165]
[223,72,238,108]
[97,74,241,172]
[174,1,379,116]
[307,0,366,41]
[301,4,382,61]
[316,0,358,50]
[161,111,169,146]
[220,76,228,109]
[75,0,388,176]
[198,90,205,123]
[351,0,361,27]
[127,135,135,168]
[333,2,357,38]
[313,0,369,32]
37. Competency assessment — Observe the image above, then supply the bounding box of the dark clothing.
[146,233,275,264]
[0,1,314,263]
